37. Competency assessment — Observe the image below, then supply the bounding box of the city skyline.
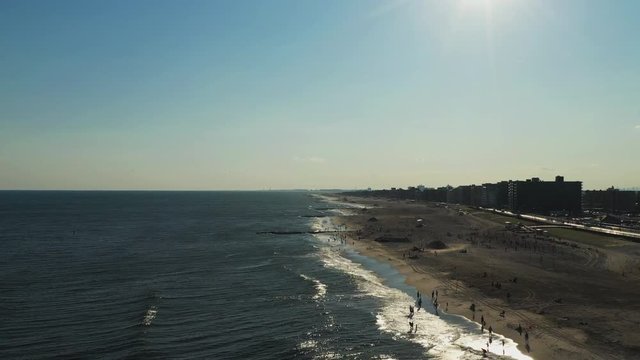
[2,0,639,190]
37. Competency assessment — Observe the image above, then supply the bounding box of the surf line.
[256,230,354,235]
[331,246,533,360]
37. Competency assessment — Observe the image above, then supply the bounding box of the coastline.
[310,209,532,359]
[346,231,546,360]
[319,194,640,360]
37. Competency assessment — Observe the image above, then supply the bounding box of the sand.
[328,195,640,360]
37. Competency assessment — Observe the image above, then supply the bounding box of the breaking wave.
[300,273,328,300]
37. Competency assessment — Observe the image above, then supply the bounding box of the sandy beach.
[327,195,640,360]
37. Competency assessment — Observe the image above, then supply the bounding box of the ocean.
[0,191,530,359]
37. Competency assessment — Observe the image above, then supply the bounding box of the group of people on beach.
[407,290,425,334]
[476,311,533,356]
[400,278,535,357]
[407,292,419,333]
[516,323,531,353]
[431,289,440,315]
[407,304,418,334]
[407,289,444,334]
[479,313,510,357]
[328,235,347,246]
[468,302,508,357]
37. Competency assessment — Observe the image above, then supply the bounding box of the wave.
[318,246,532,360]
[235,259,273,270]
[300,273,328,300]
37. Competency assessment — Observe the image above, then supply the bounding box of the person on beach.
[489,325,493,335]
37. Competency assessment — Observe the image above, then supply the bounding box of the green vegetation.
[472,210,630,248]
[544,228,628,249]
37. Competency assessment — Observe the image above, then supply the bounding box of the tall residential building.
[508,176,582,215]
[583,188,639,213]
[481,181,509,208]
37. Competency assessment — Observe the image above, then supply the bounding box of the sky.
[1,0,639,190]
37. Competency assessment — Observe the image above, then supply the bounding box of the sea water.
[0,191,530,359]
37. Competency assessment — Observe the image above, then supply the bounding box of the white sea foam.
[300,273,328,300]
[310,198,531,359]
[143,306,157,326]
[313,351,342,360]
[298,339,318,350]
[318,246,532,360]
[378,356,399,360]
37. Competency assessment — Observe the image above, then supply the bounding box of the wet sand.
[328,196,640,360]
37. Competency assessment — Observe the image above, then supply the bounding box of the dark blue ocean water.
[0,191,433,360]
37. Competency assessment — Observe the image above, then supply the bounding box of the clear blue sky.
[1,0,639,190]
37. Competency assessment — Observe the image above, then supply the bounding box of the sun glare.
[459,0,505,12]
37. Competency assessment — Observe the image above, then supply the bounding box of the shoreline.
[346,232,543,359]
[320,194,640,359]
[311,211,532,359]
